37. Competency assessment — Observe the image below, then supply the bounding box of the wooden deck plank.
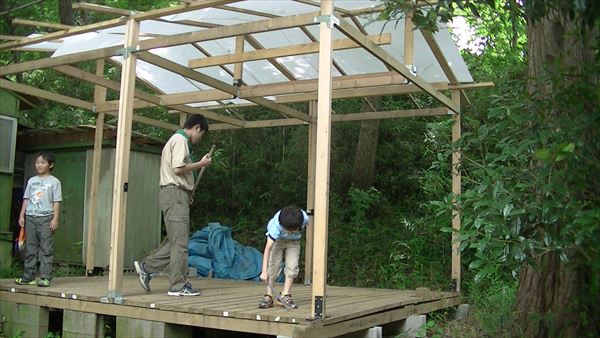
[0,276,459,337]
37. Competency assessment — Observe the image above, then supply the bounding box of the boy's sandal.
[258,294,273,308]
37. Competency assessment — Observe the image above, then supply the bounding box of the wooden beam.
[72,2,138,16]
[107,18,139,298]
[405,12,414,66]
[0,0,237,51]
[0,78,93,110]
[451,91,461,292]
[0,45,123,76]
[207,106,447,131]
[304,101,317,285]
[243,33,297,81]
[139,11,318,51]
[312,0,333,320]
[420,29,458,84]
[52,65,162,105]
[86,59,106,275]
[0,11,318,75]
[276,83,429,103]
[12,18,74,30]
[167,81,492,110]
[336,18,460,113]
[71,59,244,127]
[189,33,391,68]
[332,107,447,121]
[0,35,26,41]
[138,51,311,122]
[233,35,244,85]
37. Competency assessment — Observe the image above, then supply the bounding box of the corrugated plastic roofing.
[27,0,473,108]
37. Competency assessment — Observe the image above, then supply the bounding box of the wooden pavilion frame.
[0,0,491,320]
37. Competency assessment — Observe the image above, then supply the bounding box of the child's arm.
[18,199,28,227]
[260,237,275,282]
[50,202,60,231]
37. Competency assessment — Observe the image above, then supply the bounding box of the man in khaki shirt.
[135,114,212,296]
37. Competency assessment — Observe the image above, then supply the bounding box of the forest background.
[1,0,598,337]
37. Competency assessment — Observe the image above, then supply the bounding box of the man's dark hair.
[279,206,304,231]
[183,114,209,132]
[35,151,55,170]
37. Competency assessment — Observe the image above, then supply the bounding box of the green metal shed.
[18,125,163,269]
[0,88,38,269]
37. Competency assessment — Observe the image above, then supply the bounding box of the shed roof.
[0,0,488,131]
[26,1,470,109]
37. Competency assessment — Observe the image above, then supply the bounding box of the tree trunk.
[514,9,595,337]
[351,98,380,189]
[515,252,580,337]
[58,0,74,25]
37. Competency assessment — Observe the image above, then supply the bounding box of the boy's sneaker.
[15,277,36,285]
[167,282,200,296]
[37,278,51,287]
[134,261,151,292]
[277,294,298,309]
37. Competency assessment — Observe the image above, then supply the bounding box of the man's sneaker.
[277,294,298,309]
[167,282,200,296]
[134,261,151,292]
[37,278,51,287]
[15,277,36,285]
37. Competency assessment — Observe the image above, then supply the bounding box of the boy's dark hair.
[279,206,303,231]
[183,114,209,132]
[35,151,55,170]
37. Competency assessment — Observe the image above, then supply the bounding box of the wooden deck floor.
[0,275,460,337]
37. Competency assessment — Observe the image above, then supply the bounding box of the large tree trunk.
[351,97,380,189]
[514,9,595,337]
[515,252,580,337]
[58,0,74,25]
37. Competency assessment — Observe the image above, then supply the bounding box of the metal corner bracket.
[314,15,340,29]
[117,45,140,60]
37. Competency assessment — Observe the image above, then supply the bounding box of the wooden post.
[451,90,461,292]
[85,59,107,275]
[312,0,334,320]
[233,35,244,86]
[107,18,139,299]
[179,112,186,127]
[304,100,317,285]
[404,12,414,67]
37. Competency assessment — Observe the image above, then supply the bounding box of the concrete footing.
[0,301,49,338]
[63,310,105,338]
[382,314,426,338]
[450,304,471,320]
[116,317,192,337]
[334,326,383,338]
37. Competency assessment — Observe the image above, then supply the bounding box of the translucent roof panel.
[33,0,473,107]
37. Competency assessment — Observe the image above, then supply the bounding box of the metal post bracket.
[117,45,140,59]
[314,15,339,29]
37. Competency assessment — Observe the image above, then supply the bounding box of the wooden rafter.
[0,11,319,77]
[52,65,161,105]
[12,18,74,31]
[189,33,391,69]
[138,51,311,122]
[337,18,460,113]
[420,29,458,84]
[0,78,93,110]
[0,0,238,51]
[72,2,139,16]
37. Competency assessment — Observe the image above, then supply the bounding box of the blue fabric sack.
[188,222,263,281]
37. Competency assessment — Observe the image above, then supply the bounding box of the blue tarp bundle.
[188,222,263,281]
